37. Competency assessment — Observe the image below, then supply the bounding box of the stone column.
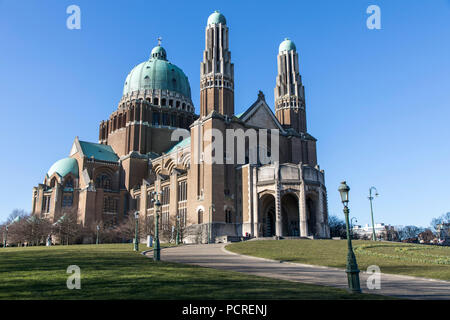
[299,182,308,237]
[252,166,259,237]
[316,187,325,238]
[274,163,282,237]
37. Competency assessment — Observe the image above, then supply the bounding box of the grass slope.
[0,243,388,300]
[226,240,450,281]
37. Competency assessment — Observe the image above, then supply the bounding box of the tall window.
[198,210,204,224]
[225,209,233,223]
[170,114,177,127]
[178,181,187,228]
[62,194,73,207]
[161,186,170,205]
[178,181,187,202]
[96,174,111,190]
[103,197,118,214]
[162,113,169,126]
[161,186,170,230]
[152,112,160,125]
[42,195,51,213]
[64,177,74,189]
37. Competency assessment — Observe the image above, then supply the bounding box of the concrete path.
[145,243,450,300]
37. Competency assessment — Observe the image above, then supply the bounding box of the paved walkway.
[144,243,450,300]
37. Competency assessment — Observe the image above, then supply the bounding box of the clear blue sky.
[1,0,449,227]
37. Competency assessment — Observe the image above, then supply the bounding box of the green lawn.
[0,243,389,300]
[226,240,450,281]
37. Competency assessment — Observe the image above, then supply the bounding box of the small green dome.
[207,10,226,25]
[150,45,167,60]
[279,38,296,53]
[123,46,191,99]
[47,158,79,178]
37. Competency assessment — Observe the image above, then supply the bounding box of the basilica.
[31,11,330,243]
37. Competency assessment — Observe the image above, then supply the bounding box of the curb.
[222,244,450,284]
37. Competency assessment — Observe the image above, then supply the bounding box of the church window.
[62,194,73,207]
[65,177,74,189]
[170,114,177,127]
[50,177,57,188]
[42,196,51,213]
[178,181,187,202]
[179,116,184,129]
[96,174,112,190]
[198,209,204,224]
[152,112,160,125]
[225,210,233,223]
[162,113,169,126]
[103,196,118,214]
[176,101,180,108]
[169,99,173,107]
[161,186,170,205]
[182,103,186,110]
[147,191,154,209]
[161,98,166,106]
[153,97,159,105]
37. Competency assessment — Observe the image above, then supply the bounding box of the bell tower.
[274,38,307,133]
[200,11,234,117]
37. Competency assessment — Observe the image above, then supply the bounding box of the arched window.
[65,177,74,189]
[50,177,57,188]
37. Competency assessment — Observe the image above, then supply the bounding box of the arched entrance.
[259,194,276,237]
[306,193,318,236]
[281,193,299,236]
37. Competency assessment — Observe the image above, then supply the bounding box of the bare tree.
[52,212,82,245]
[6,209,28,224]
[328,215,347,238]
[397,225,424,241]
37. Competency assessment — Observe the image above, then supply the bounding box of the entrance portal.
[281,193,299,236]
[259,194,276,237]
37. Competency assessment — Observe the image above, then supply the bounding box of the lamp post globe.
[338,181,361,293]
[134,211,139,252]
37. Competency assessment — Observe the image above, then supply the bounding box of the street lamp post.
[338,181,361,294]
[96,225,100,245]
[152,192,161,261]
[368,186,379,241]
[176,215,180,245]
[134,211,139,252]
[208,204,215,244]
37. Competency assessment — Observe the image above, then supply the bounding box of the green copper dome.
[47,158,79,178]
[150,45,167,60]
[123,45,191,99]
[207,10,226,25]
[279,38,296,53]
